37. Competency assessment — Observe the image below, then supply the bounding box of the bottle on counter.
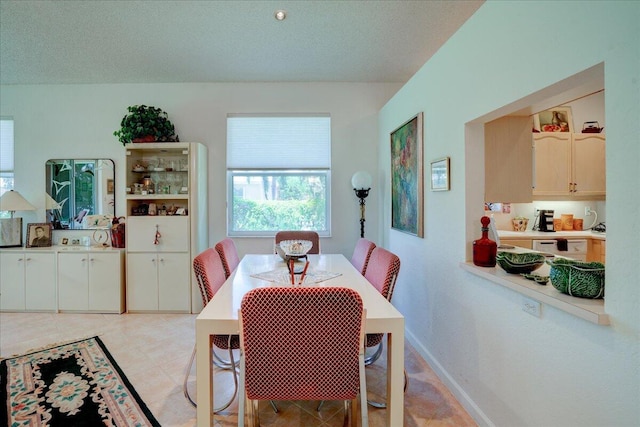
[473,216,497,267]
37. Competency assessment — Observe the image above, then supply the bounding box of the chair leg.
[358,353,369,426]
[184,341,239,413]
[364,341,384,366]
[366,369,408,409]
[183,345,197,406]
[238,353,245,427]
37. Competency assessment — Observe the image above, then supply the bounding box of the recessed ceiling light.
[274,10,287,21]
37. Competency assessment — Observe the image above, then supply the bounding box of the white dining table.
[195,253,405,426]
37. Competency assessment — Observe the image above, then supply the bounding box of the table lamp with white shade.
[0,190,36,247]
[45,193,63,229]
[352,171,372,238]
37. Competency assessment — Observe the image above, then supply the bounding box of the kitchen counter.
[498,230,606,240]
[460,261,608,325]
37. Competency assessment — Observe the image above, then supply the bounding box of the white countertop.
[460,261,608,325]
[498,230,606,240]
[0,245,123,252]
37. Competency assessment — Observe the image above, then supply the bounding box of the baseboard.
[405,329,495,427]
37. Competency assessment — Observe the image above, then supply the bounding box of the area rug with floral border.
[1,336,160,426]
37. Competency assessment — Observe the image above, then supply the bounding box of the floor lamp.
[0,190,36,247]
[352,171,372,238]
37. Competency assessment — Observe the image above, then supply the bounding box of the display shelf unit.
[125,142,208,313]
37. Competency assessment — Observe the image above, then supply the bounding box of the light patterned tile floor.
[0,312,477,426]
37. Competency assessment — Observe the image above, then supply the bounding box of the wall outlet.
[522,297,541,318]
[585,206,592,216]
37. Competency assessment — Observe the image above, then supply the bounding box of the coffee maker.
[537,209,555,232]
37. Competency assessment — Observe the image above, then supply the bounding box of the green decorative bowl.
[496,252,545,274]
[547,259,605,299]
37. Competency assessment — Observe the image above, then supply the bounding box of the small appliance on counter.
[534,209,555,232]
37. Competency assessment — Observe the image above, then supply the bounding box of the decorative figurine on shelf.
[473,216,497,267]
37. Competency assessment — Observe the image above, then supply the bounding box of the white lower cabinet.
[57,251,124,313]
[0,251,56,311]
[127,252,190,312]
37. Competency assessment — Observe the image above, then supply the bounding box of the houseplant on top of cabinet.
[114,105,180,145]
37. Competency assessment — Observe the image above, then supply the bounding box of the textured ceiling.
[0,0,483,85]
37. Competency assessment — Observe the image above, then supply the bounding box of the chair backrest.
[364,247,401,301]
[214,238,240,278]
[240,287,364,401]
[193,248,228,306]
[275,230,320,254]
[350,238,376,275]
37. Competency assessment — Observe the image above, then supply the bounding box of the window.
[1,118,15,218]
[227,114,331,237]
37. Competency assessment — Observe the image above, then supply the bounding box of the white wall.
[379,1,639,426]
[0,82,400,256]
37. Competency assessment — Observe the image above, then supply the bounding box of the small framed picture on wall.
[430,157,450,191]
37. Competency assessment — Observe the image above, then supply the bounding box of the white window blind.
[227,114,331,169]
[0,119,14,173]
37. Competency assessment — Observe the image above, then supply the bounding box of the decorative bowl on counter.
[547,258,605,299]
[496,252,545,274]
[276,240,313,261]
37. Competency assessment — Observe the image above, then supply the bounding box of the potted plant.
[114,105,180,145]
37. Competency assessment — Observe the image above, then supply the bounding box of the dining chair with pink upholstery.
[214,237,241,279]
[275,230,320,254]
[350,238,376,275]
[362,246,405,408]
[238,287,368,427]
[183,248,240,412]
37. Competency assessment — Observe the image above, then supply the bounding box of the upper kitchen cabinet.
[533,132,605,199]
[485,116,533,202]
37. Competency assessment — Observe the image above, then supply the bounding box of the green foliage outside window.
[230,173,327,233]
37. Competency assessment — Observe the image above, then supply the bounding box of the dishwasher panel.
[532,239,587,261]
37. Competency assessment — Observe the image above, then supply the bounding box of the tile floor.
[0,312,477,426]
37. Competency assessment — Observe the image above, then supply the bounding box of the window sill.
[459,261,609,325]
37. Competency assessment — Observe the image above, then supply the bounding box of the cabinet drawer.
[127,216,190,252]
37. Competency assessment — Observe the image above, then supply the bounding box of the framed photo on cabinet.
[390,112,424,237]
[26,223,53,248]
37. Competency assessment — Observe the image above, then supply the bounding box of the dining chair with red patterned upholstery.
[238,287,368,427]
[275,230,320,254]
[214,237,241,279]
[183,248,240,412]
[362,246,405,408]
[350,238,376,275]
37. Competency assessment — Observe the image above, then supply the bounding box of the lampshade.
[45,193,62,210]
[0,190,36,215]
[351,171,372,190]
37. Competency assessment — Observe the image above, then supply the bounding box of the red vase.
[473,216,497,267]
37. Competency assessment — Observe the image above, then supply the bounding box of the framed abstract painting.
[390,112,424,237]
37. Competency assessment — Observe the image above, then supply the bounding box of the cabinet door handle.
[81,258,87,262]
[153,224,161,245]
[17,257,24,262]
[25,257,32,262]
